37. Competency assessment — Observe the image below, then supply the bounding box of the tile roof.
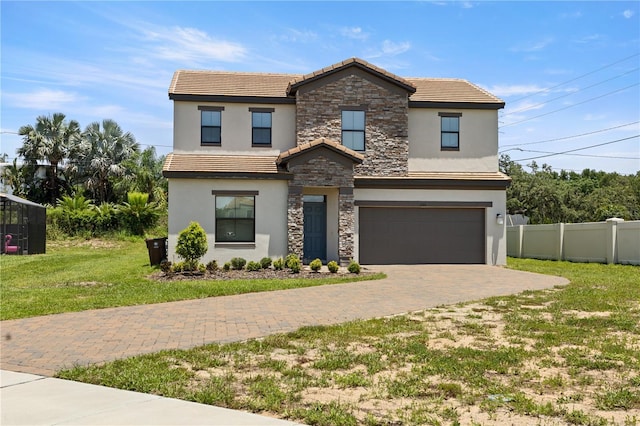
[277,138,365,165]
[169,71,297,98]
[286,58,416,95]
[406,78,503,104]
[163,153,281,174]
[168,58,503,106]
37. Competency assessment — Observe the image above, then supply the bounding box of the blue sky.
[1,1,639,174]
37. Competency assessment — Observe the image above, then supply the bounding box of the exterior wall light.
[496,214,504,225]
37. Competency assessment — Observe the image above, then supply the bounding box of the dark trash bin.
[146,237,167,266]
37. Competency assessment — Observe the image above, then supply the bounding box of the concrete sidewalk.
[1,370,301,425]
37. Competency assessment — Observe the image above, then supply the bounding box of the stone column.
[287,186,304,258]
[338,188,355,265]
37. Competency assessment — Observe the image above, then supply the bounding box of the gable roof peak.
[286,57,416,96]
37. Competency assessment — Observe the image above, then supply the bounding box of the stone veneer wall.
[295,71,409,177]
[286,153,355,263]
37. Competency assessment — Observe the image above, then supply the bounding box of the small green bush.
[223,262,231,271]
[160,260,172,273]
[285,253,300,269]
[230,257,247,270]
[309,258,322,272]
[206,260,218,272]
[172,261,185,273]
[288,257,302,274]
[176,222,208,264]
[273,258,284,270]
[347,260,361,274]
[198,263,206,274]
[260,257,272,269]
[246,261,262,272]
[327,260,339,273]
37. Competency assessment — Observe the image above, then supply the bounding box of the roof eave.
[408,101,505,110]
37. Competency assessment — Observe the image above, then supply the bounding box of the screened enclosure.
[1,193,46,255]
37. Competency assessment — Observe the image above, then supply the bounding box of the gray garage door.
[359,207,485,264]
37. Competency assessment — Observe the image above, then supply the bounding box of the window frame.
[250,108,274,147]
[212,190,258,243]
[341,109,366,152]
[439,112,462,151]
[199,106,224,146]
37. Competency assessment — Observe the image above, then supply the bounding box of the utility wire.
[507,52,640,104]
[513,134,639,161]
[510,148,639,160]
[500,121,640,148]
[502,67,639,117]
[500,82,640,128]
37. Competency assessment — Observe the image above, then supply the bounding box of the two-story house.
[163,58,510,265]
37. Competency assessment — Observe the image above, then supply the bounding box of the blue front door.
[303,200,327,263]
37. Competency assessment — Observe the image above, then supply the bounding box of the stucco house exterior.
[163,58,510,265]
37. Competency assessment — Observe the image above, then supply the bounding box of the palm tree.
[18,113,82,203]
[82,119,139,204]
[115,147,167,205]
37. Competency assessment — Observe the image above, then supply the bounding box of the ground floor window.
[215,195,255,242]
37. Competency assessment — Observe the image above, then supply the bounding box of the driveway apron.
[0,265,568,376]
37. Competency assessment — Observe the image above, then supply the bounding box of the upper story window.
[341,110,365,151]
[199,106,224,146]
[250,108,274,147]
[440,112,462,151]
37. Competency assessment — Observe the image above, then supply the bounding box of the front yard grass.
[0,238,383,320]
[58,259,640,425]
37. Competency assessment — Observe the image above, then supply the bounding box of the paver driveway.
[0,265,568,376]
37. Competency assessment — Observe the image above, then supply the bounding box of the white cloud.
[623,9,634,18]
[574,34,605,44]
[142,26,247,64]
[364,40,411,60]
[485,84,547,97]
[461,2,474,9]
[4,89,85,110]
[275,28,318,43]
[510,37,554,52]
[340,26,369,41]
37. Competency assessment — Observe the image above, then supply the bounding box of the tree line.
[2,113,167,206]
[500,154,640,224]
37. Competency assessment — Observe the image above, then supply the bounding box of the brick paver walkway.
[1,265,568,376]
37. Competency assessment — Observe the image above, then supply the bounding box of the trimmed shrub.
[260,257,272,269]
[176,222,208,264]
[273,258,284,270]
[206,260,218,272]
[327,260,339,273]
[347,260,361,274]
[160,260,172,273]
[288,257,302,274]
[246,261,262,272]
[223,262,231,271]
[284,253,300,269]
[172,261,185,273]
[198,263,206,274]
[230,257,247,270]
[309,258,322,272]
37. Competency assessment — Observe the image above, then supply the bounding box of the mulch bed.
[151,267,372,281]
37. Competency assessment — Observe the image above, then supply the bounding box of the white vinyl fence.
[507,218,640,265]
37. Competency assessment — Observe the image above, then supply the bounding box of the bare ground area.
[155,293,639,425]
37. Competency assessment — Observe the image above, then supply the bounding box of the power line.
[510,148,639,160]
[500,82,640,128]
[502,67,639,117]
[500,121,640,149]
[507,52,640,104]
[513,134,639,161]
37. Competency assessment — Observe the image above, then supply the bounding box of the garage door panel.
[359,207,485,264]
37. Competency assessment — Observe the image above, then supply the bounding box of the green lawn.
[58,259,640,426]
[0,239,383,320]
